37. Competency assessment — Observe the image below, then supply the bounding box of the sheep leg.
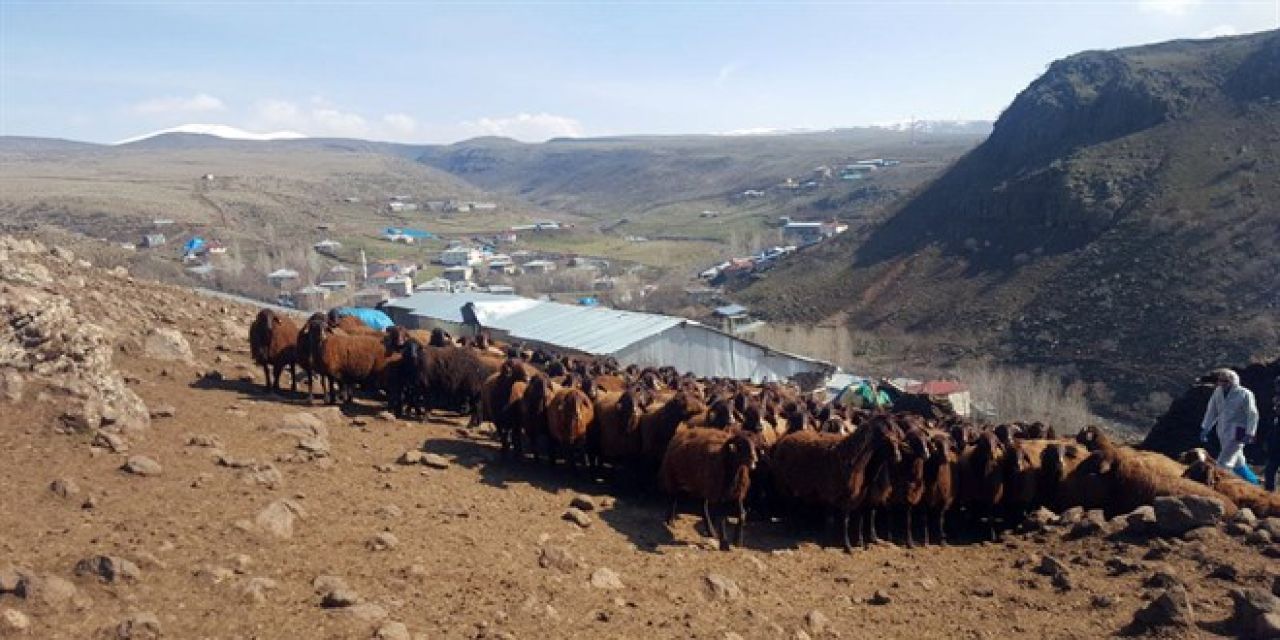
[937,509,949,546]
[921,509,932,546]
[702,499,719,540]
[262,363,273,394]
[734,499,747,549]
[904,508,915,549]
[666,496,678,526]
[841,510,854,553]
[719,504,732,551]
[289,363,298,393]
[867,508,880,545]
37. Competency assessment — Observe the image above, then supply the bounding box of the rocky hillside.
[2,233,1280,638]
[739,30,1280,422]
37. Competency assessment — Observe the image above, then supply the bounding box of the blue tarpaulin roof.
[333,307,394,330]
[183,236,205,253]
[383,227,435,239]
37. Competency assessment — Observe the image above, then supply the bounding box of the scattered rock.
[366,532,399,551]
[241,577,278,604]
[322,588,361,608]
[1232,508,1258,527]
[0,567,20,594]
[112,612,161,639]
[1247,529,1274,545]
[1229,587,1280,635]
[1092,594,1117,609]
[804,610,830,634]
[375,621,412,640]
[1209,563,1240,582]
[15,573,77,608]
[1104,556,1142,576]
[254,498,307,539]
[376,411,396,421]
[570,494,597,512]
[1022,507,1058,531]
[1226,521,1254,537]
[563,508,592,528]
[143,327,194,362]
[93,431,129,453]
[1144,568,1184,590]
[121,455,162,476]
[1058,507,1085,526]
[74,555,141,583]
[278,412,330,440]
[375,504,403,519]
[1035,555,1068,578]
[868,590,892,605]
[1154,495,1225,535]
[0,608,30,634]
[704,573,742,601]
[421,453,450,469]
[590,568,625,590]
[538,544,583,573]
[48,477,80,499]
[397,451,424,465]
[148,404,176,419]
[313,575,350,595]
[343,602,389,622]
[187,434,223,448]
[1132,586,1194,629]
[1260,518,1280,539]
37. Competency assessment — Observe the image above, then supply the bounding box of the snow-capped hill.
[114,124,307,145]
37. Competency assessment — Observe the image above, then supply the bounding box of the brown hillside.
[738,30,1280,423]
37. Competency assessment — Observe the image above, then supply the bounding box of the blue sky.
[1,1,1276,143]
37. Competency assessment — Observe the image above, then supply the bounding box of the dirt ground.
[0,244,1277,639]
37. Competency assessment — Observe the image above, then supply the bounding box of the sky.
[1,0,1277,144]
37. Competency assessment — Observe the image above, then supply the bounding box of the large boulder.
[1154,495,1226,535]
[143,328,194,363]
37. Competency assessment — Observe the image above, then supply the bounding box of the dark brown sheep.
[249,309,299,394]
[887,425,931,547]
[659,428,758,550]
[593,387,647,463]
[1182,460,1280,517]
[920,430,958,545]
[314,327,396,405]
[482,358,537,456]
[520,374,557,463]
[956,430,1008,541]
[637,390,708,464]
[547,385,596,469]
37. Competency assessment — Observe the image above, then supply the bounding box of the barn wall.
[613,324,829,382]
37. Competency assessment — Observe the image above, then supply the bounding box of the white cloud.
[715,63,738,87]
[460,112,584,141]
[250,99,373,138]
[1197,24,1238,38]
[1138,0,1201,16]
[130,93,225,115]
[381,113,418,136]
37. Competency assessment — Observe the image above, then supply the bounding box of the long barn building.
[383,292,834,386]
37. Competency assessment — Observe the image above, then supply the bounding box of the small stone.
[1232,508,1258,526]
[570,494,597,512]
[312,575,349,595]
[1230,587,1279,624]
[563,508,592,528]
[0,567,21,594]
[148,404,176,419]
[15,574,77,607]
[590,568,624,590]
[1247,529,1273,545]
[538,544,583,573]
[1022,506,1058,531]
[81,495,98,510]
[121,455,162,476]
[1133,586,1194,629]
[1209,563,1240,582]
[375,621,412,640]
[375,504,403,519]
[1,609,30,634]
[1092,594,1117,608]
[1059,507,1085,525]
[93,432,129,453]
[704,573,742,601]
[322,588,361,608]
[74,555,142,583]
[367,532,399,551]
[254,498,307,539]
[113,612,161,640]
[1104,556,1142,576]
[376,411,397,421]
[1035,555,1068,578]
[1260,518,1280,539]
[421,453,450,469]
[918,577,938,591]
[804,610,829,633]
[1226,521,1253,536]
[344,602,388,622]
[49,478,80,499]
[868,590,892,605]
[1144,568,1183,590]
[241,577,278,604]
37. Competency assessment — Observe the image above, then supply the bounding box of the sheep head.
[724,434,759,471]
[1074,425,1110,451]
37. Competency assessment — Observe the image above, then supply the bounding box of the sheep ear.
[726,441,739,455]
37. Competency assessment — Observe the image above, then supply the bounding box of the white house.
[521,259,556,274]
[267,268,300,287]
[441,247,484,267]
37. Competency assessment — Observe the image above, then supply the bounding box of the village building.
[521,259,556,275]
[442,266,473,283]
[384,292,833,384]
[267,268,300,288]
[441,246,484,267]
[294,285,329,311]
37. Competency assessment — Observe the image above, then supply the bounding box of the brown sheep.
[412,344,502,424]
[659,428,759,550]
[638,391,708,464]
[314,327,396,405]
[1182,460,1279,518]
[920,430,958,545]
[249,309,299,394]
[956,430,1008,541]
[296,313,330,404]
[481,358,534,457]
[331,313,383,336]
[520,374,558,463]
[1071,438,1238,517]
[547,384,596,469]
[593,387,647,463]
[887,425,931,547]
[770,416,904,552]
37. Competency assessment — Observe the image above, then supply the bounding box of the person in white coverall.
[1200,368,1259,472]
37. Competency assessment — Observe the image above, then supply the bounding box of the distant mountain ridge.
[738,29,1280,422]
[113,123,307,145]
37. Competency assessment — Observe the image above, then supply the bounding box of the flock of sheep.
[249,308,1279,552]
